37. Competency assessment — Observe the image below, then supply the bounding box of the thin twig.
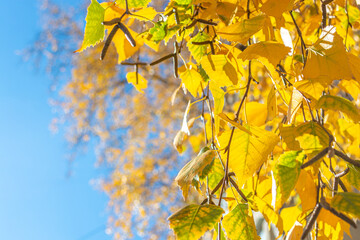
[301,148,329,169]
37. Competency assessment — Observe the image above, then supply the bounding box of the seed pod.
[100,25,120,60]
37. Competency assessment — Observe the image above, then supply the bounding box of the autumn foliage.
[37,0,360,239]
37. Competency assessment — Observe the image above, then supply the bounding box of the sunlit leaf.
[302,27,352,84]
[116,0,151,8]
[148,21,167,43]
[129,7,158,21]
[286,221,303,240]
[347,52,360,83]
[295,170,317,211]
[261,0,295,18]
[287,88,303,124]
[252,195,284,235]
[338,79,360,100]
[174,0,192,6]
[280,207,302,233]
[239,41,291,68]
[75,0,105,53]
[200,55,239,87]
[267,86,277,121]
[222,204,259,240]
[316,95,360,123]
[217,15,266,44]
[209,80,226,136]
[168,204,224,240]
[243,102,267,126]
[218,126,279,187]
[217,112,252,135]
[180,65,203,98]
[293,79,326,100]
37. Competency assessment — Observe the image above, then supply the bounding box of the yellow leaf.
[243,102,267,126]
[252,195,284,236]
[239,41,291,68]
[338,80,360,101]
[218,126,279,187]
[126,72,147,93]
[102,3,126,22]
[111,27,143,63]
[293,79,326,100]
[285,221,303,240]
[180,66,203,98]
[316,95,360,123]
[287,88,303,124]
[261,0,295,18]
[200,55,239,86]
[217,15,266,44]
[316,202,351,239]
[347,52,360,83]
[280,207,302,233]
[302,27,352,85]
[217,112,253,135]
[295,170,317,211]
[209,80,226,136]
[175,148,216,200]
[279,124,300,150]
[267,86,278,121]
[129,7,158,21]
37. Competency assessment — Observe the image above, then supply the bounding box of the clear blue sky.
[0,1,111,240]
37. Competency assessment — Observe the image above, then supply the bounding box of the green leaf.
[175,148,216,200]
[148,21,167,43]
[168,204,224,240]
[316,95,360,123]
[187,32,210,63]
[75,0,105,53]
[174,0,192,6]
[330,192,360,219]
[346,165,360,191]
[116,0,151,8]
[223,204,259,240]
[273,151,305,210]
[208,159,224,190]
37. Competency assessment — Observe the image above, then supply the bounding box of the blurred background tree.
[24,0,197,238]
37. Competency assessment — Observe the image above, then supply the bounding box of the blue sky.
[0,1,111,240]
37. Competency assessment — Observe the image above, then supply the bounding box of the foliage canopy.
[36,0,360,239]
